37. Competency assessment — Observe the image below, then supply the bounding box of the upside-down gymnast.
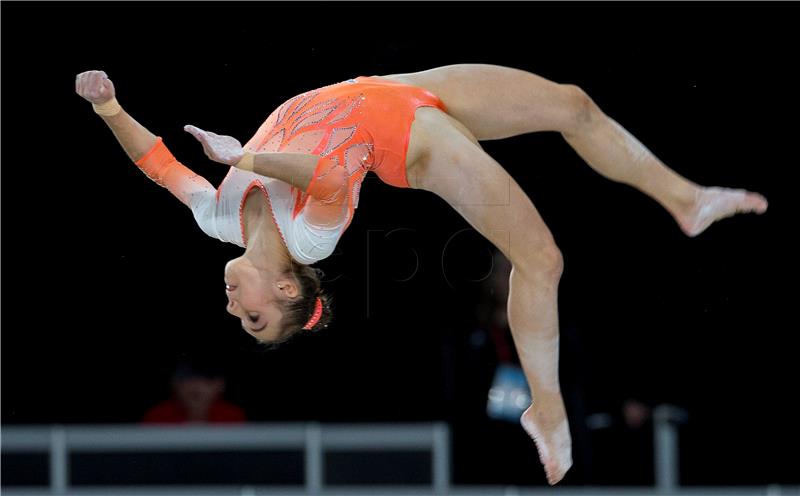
[76,65,767,485]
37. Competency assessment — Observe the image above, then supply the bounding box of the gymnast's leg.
[405,108,572,485]
[383,64,768,237]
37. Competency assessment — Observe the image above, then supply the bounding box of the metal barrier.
[2,416,797,496]
[653,404,689,492]
[1,423,450,495]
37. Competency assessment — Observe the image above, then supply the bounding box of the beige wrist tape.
[93,97,122,117]
[237,152,255,172]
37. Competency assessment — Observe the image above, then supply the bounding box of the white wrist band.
[237,152,255,171]
[92,97,122,117]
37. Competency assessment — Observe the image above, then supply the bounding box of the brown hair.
[274,260,333,344]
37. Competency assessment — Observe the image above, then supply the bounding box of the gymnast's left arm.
[184,125,347,205]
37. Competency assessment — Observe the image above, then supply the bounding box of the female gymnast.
[76,65,767,485]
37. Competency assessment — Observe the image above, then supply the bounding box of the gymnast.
[76,65,767,484]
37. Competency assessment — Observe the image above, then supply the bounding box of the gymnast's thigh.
[404,107,557,265]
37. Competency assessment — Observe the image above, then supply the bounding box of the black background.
[2,1,799,487]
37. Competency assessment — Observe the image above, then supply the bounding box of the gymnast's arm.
[184,125,347,206]
[75,70,215,208]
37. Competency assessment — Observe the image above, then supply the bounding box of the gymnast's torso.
[191,76,446,264]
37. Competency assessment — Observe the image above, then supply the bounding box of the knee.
[560,84,599,134]
[513,242,564,282]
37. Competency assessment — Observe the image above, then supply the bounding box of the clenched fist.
[75,70,116,105]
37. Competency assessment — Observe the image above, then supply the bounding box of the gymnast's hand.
[75,70,116,105]
[184,125,245,167]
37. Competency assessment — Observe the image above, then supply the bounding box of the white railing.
[1,423,449,495]
[2,415,797,496]
[652,405,689,492]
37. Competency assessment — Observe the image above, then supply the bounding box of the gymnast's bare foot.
[521,399,572,485]
[677,186,768,237]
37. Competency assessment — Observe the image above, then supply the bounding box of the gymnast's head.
[224,255,332,346]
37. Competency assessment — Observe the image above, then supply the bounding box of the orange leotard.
[135,76,446,264]
[239,76,447,227]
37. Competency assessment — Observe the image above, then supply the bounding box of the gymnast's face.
[224,257,298,343]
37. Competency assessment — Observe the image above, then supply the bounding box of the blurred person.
[622,399,651,430]
[618,398,654,485]
[142,356,247,424]
[78,64,767,484]
[587,397,656,485]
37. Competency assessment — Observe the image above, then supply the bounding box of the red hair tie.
[302,297,323,330]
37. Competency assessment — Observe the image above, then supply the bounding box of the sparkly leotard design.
[137,77,445,264]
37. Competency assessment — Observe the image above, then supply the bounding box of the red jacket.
[142,398,247,424]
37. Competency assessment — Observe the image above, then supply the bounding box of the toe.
[756,195,768,213]
[546,463,564,485]
[744,192,768,213]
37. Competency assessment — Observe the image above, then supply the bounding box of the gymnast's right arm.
[75,70,216,209]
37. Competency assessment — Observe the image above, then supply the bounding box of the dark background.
[2,1,798,487]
